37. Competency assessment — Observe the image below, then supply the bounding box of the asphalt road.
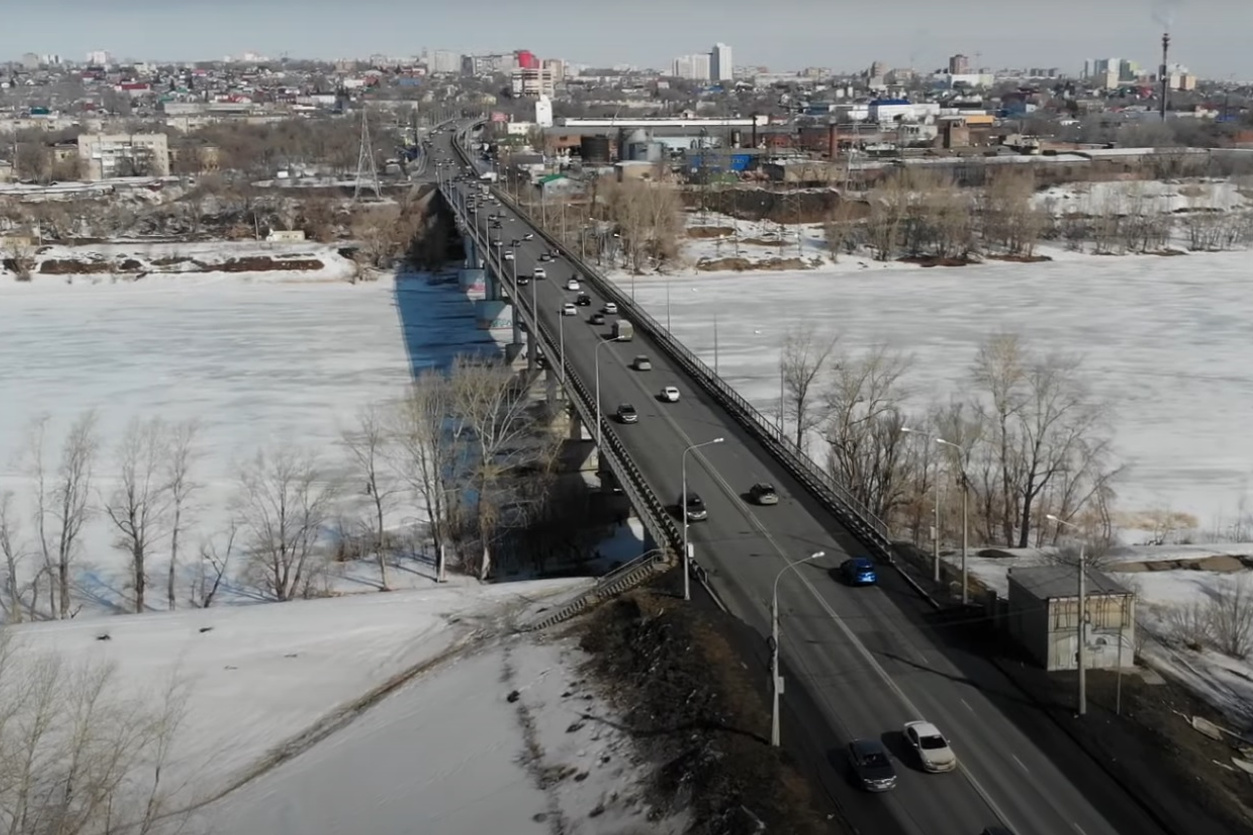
[434,129,1169,835]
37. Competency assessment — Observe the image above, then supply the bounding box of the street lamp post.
[936,437,970,605]
[594,336,626,449]
[1048,514,1088,716]
[771,551,826,747]
[902,427,942,582]
[558,308,567,389]
[682,437,724,601]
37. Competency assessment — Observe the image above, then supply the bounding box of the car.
[749,482,779,505]
[590,312,606,325]
[847,739,897,792]
[561,303,577,316]
[659,386,680,402]
[633,355,652,371]
[839,556,877,586]
[539,253,553,262]
[490,221,502,230]
[603,302,618,314]
[516,274,531,286]
[467,206,477,213]
[491,239,502,247]
[681,492,708,522]
[549,248,560,258]
[575,292,592,306]
[503,250,515,261]
[902,721,957,773]
[523,233,534,240]
[511,239,520,247]
[566,278,580,291]
[616,403,638,424]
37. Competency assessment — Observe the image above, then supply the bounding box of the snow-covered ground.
[0,240,360,283]
[0,268,503,612]
[9,576,680,833]
[617,249,1253,530]
[1033,178,1252,217]
[10,580,586,805]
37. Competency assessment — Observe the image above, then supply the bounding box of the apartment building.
[511,67,555,98]
[77,132,171,180]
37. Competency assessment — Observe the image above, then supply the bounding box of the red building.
[515,49,539,70]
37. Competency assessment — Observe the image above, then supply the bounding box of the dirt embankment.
[577,588,838,835]
[37,253,325,276]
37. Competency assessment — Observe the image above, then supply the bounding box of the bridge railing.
[489,187,892,558]
[436,177,684,565]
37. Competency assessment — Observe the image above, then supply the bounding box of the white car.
[565,278,580,291]
[523,233,534,240]
[533,267,547,279]
[902,721,957,773]
[561,303,577,316]
[503,250,515,261]
[603,302,618,314]
[659,386,680,403]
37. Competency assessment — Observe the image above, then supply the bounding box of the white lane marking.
[961,698,975,713]
[1073,824,1088,835]
[1012,754,1030,773]
[683,454,1021,835]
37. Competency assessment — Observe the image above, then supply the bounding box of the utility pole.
[353,107,381,202]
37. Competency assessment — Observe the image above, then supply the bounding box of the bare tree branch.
[103,418,171,614]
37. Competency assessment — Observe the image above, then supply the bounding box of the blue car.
[840,556,877,586]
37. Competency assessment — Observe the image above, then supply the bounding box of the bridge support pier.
[567,407,583,441]
[526,326,538,371]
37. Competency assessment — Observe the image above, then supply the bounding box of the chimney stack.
[1159,33,1170,122]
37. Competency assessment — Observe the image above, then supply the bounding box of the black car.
[516,274,531,286]
[539,253,553,262]
[575,292,592,306]
[590,312,606,325]
[616,403,638,424]
[682,493,708,522]
[549,248,560,258]
[847,739,897,792]
[749,482,779,505]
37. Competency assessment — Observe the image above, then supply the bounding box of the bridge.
[431,122,1169,835]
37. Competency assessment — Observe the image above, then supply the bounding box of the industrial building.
[511,67,556,98]
[1005,565,1135,673]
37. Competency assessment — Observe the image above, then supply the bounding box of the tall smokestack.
[1159,33,1170,122]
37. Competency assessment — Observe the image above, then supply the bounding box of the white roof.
[905,720,943,737]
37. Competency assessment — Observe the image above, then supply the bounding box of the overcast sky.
[4,0,1250,79]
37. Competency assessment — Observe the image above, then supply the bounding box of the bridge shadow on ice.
[391,264,503,380]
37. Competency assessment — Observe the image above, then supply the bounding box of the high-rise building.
[541,58,565,82]
[430,50,461,74]
[711,42,733,82]
[511,67,555,98]
[86,50,111,66]
[671,53,711,81]
[948,54,970,75]
[515,49,539,70]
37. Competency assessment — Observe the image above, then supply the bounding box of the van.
[613,320,634,341]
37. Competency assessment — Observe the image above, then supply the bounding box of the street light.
[1047,513,1088,716]
[902,427,942,582]
[681,437,724,602]
[771,550,826,747]
[557,306,567,388]
[594,336,626,449]
[936,437,970,605]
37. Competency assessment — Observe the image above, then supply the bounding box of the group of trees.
[780,328,1119,552]
[827,167,1253,262]
[0,357,558,620]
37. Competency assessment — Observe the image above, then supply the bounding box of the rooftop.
[1008,564,1130,599]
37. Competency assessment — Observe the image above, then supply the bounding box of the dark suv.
[616,403,638,424]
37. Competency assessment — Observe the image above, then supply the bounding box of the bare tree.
[388,372,460,581]
[1209,574,1253,659]
[780,324,838,452]
[2,238,37,281]
[449,357,554,580]
[104,418,170,613]
[233,446,339,601]
[0,491,26,622]
[978,168,1045,257]
[341,404,401,590]
[0,630,192,835]
[164,419,202,611]
[821,345,915,520]
[25,412,100,619]
[191,522,235,609]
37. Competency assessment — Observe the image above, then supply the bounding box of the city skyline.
[2,0,1250,79]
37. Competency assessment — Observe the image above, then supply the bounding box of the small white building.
[1006,565,1135,673]
[535,95,553,128]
